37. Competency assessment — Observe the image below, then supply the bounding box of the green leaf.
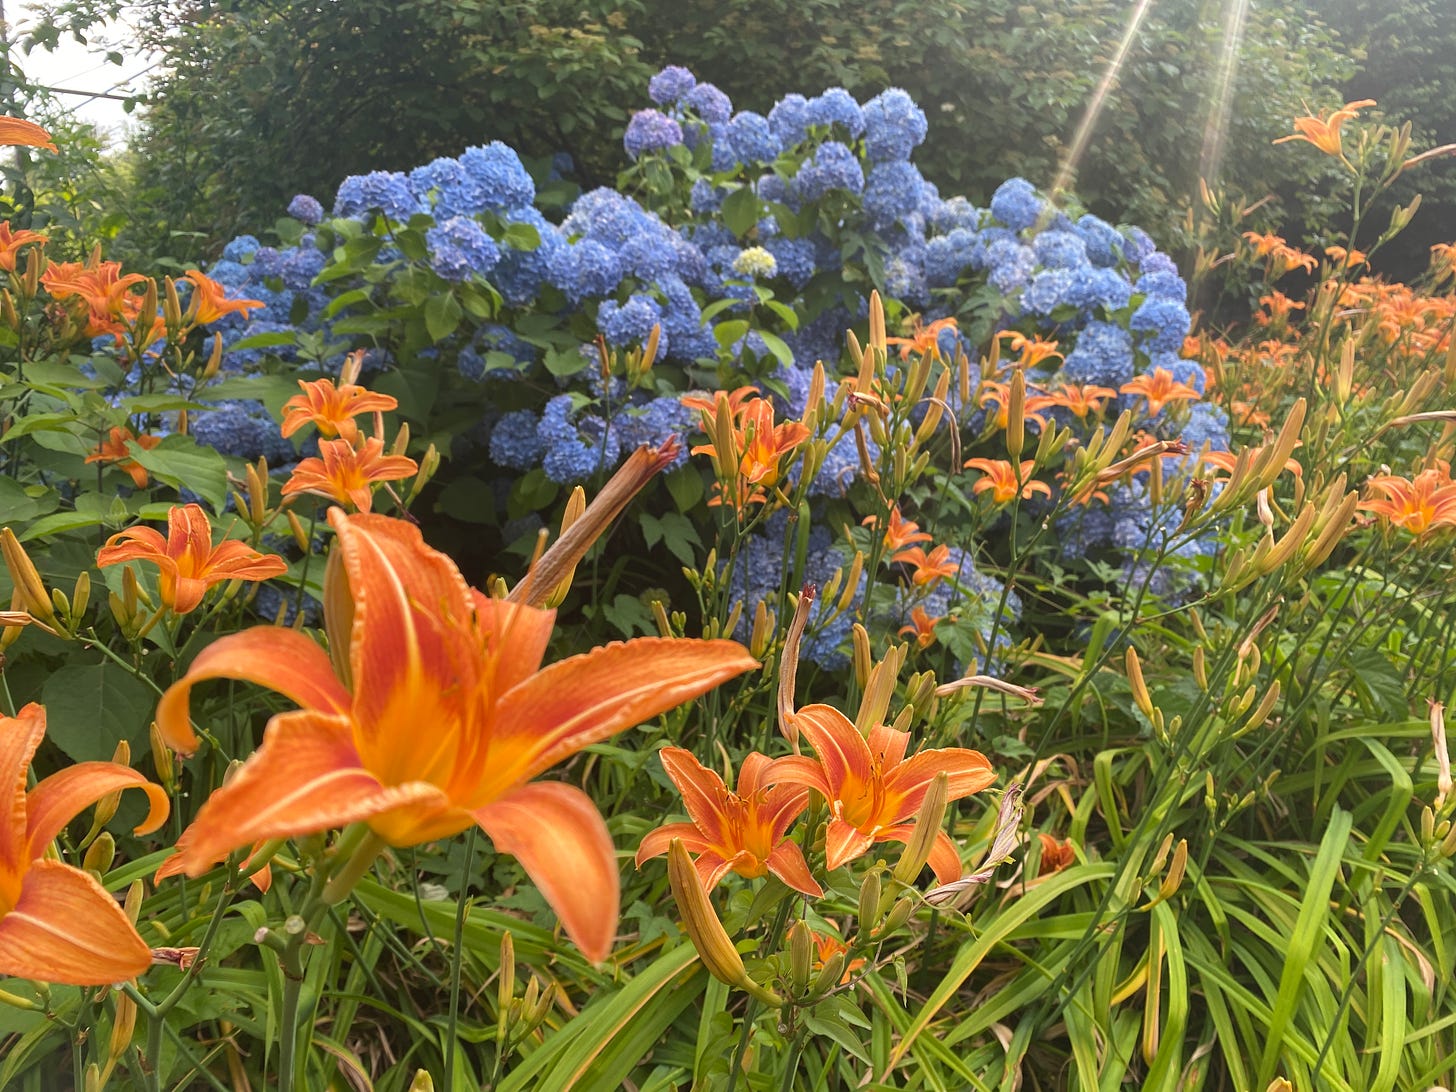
[41,659,158,762]
[434,476,496,525]
[664,466,705,513]
[503,221,541,251]
[757,329,794,366]
[0,479,56,524]
[1,412,83,441]
[126,436,231,511]
[424,292,463,342]
[714,320,750,350]
[721,186,760,238]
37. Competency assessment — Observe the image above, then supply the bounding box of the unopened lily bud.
[498,931,516,1012]
[1125,646,1154,719]
[1,290,17,329]
[1233,681,1281,737]
[1,527,58,627]
[407,443,440,503]
[906,671,938,714]
[124,879,144,925]
[651,598,672,638]
[544,486,588,610]
[711,391,736,481]
[1431,700,1450,811]
[876,897,914,938]
[851,623,872,691]
[857,869,882,936]
[1005,370,1026,459]
[1192,646,1207,691]
[407,1072,436,1092]
[787,921,813,993]
[1265,1075,1292,1092]
[748,600,774,660]
[777,585,814,747]
[83,832,116,877]
[893,771,949,886]
[49,586,72,631]
[202,332,224,378]
[149,722,174,789]
[668,839,780,1003]
[809,951,847,999]
[70,571,90,623]
[83,1063,102,1092]
[837,550,864,614]
[391,422,411,457]
[163,276,183,329]
[1153,838,1188,902]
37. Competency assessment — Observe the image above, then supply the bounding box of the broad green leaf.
[41,658,159,762]
[126,436,231,511]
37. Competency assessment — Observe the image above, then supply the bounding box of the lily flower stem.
[118,982,163,1092]
[154,881,240,1018]
[725,897,795,1092]
[293,512,320,618]
[443,827,479,1091]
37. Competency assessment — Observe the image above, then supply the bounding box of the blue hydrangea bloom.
[624,109,685,159]
[648,65,696,105]
[613,396,694,465]
[1129,297,1191,354]
[280,247,327,291]
[1062,321,1135,387]
[1076,214,1122,266]
[597,294,663,347]
[490,409,545,469]
[768,93,812,147]
[334,171,422,220]
[1180,402,1230,451]
[1033,230,1089,270]
[459,142,535,211]
[1122,226,1157,264]
[1139,252,1180,279]
[924,229,976,287]
[725,112,780,165]
[192,400,295,463]
[806,88,865,136]
[863,161,925,227]
[1136,269,1188,302]
[1066,266,1133,312]
[286,195,324,226]
[794,141,864,200]
[765,235,816,288]
[987,238,1035,294]
[989,177,1044,232]
[1022,268,1077,315]
[538,394,622,483]
[884,254,929,308]
[221,235,261,263]
[689,178,723,213]
[426,217,502,282]
[547,239,621,303]
[459,324,535,381]
[862,88,927,162]
[410,156,487,219]
[492,208,564,307]
[685,83,732,124]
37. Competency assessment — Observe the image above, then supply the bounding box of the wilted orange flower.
[0,117,57,152]
[867,507,933,552]
[964,458,1052,504]
[1359,462,1456,534]
[280,377,399,444]
[898,605,939,649]
[892,543,959,587]
[0,703,169,985]
[181,270,264,326]
[635,747,820,897]
[1045,382,1117,419]
[886,315,958,361]
[85,427,164,488]
[153,510,756,962]
[0,222,47,273]
[1273,99,1376,157]
[1120,368,1202,416]
[97,503,289,614]
[281,437,418,513]
[1036,833,1076,876]
[770,704,996,880]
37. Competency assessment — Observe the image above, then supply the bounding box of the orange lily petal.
[879,824,964,884]
[167,711,447,875]
[492,638,760,788]
[765,842,822,896]
[825,817,875,872]
[474,595,557,696]
[634,822,711,867]
[0,860,150,984]
[0,117,58,153]
[155,628,351,755]
[791,704,873,793]
[474,781,619,963]
[882,748,997,816]
[763,754,832,799]
[0,705,46,887]
[26,763,169,852]
[658,747,734,846]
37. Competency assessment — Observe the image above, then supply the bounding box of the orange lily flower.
[811,930,866,984]
[964,458,1052,504]
[280,377,400,444]
[867,506,933,553]
[1120,368,1202,416]
[1046,382,1117,419]
[1359,462,1456,534]
[1274,99,1376,157]
[898,605,939,649]
[735,398,811,488]
[181,270,264,326]
[281,437,418,513]
[682,384,761,419]
[85,427,164,488]
[997,331,1062,369]
[41,257,160,345]
[0,704,169,985]
[891,543,959,587]
[0,117,57,152]
[0,222,47,273]
[1036,833,1076,876]
[979,381,1053,431]
[770,704,996,880]
[152,510,756,962]
[886,315,958,362]
[1324,245,1367,268]
[635,747,820,897]
[97,503,289,614]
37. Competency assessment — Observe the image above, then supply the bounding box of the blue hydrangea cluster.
[624,109,685,160]
[426,217,501,282]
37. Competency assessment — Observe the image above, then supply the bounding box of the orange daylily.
[898,605,939,649]
[964,458,1052,504]
[0,704,169,985]
[979,381,1053,431]
[1273,99,1376,157]
[85,427,164,488]
[1036,833,1076,876]
[635,747,820,897]
[1324,245,1367,268]
[886,315,958,362]
[280,377,400,444]
[891,543,959,587]
[153,510,756,962]
[281,437,418,513]
[0,117,57,152]
[1359,462,1456,535]
[1120,368,1202,417]
[1045,382,1118,419]
[0,222,47,273]
[868,507,933,553]
[41,256,160,346]
[97,503,289,614]
[997,331,1062,369]
[811,930,866,984]
[180,270,264,326]
[690,393,810,509]
[770,704,996,880]
[735,398,811,488]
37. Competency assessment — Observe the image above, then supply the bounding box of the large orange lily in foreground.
[771,704,995,881]
[636,747,820,897]
[0,704,169,984]
[154,510,756,962]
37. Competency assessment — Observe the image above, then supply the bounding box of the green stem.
[443,827,479,1091]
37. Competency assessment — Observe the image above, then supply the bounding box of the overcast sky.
[9,3,155,142]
